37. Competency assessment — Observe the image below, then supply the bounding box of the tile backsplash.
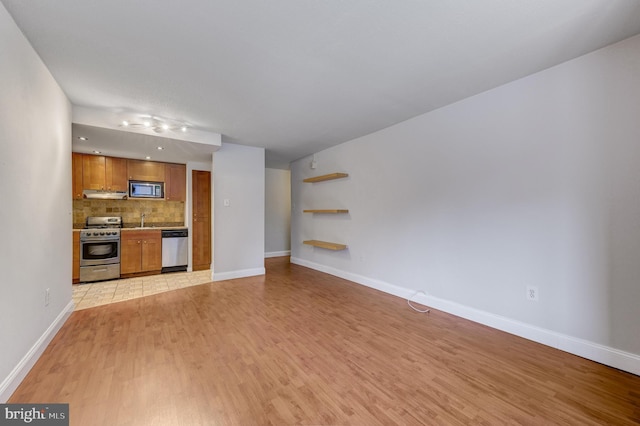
[73,199,185,228]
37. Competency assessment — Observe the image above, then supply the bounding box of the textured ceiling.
[3,0,640,168]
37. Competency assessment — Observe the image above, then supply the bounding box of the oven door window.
[82,241,119,260]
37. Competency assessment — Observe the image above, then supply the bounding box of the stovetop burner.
[85,216,123,229]
[82,217,123,241]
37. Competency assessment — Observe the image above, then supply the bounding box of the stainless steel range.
[79,216,122,283]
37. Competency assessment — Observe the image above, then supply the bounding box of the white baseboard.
[0,301,75,403]
[213,267,266,281]
[265,250,291,258]
[290,257,640,376]
[290,257,413,298]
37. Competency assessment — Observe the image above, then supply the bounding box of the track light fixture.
[119,115,189,134]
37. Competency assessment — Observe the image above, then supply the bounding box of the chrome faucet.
[141,213,146,228]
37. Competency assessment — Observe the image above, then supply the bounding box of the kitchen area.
[72,150,212,308]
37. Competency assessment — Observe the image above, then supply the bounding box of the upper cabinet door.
[105,157,128,191]
[165,163,186,201]
[72,153,84,199]
[127,159,165,182]
[82,154,106,190]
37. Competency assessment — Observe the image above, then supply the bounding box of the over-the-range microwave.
[129,181,164,199]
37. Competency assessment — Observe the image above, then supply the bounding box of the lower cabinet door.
[141,235,162,272]
[121,236,142,274]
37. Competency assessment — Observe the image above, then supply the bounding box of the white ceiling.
[72,123,218,164]
[4,0,640,169]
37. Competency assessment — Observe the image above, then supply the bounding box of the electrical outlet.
[223,199,230,207]
[526,285,539,302]
[45,288,50,307]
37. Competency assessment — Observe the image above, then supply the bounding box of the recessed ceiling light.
[181,126,187,132]
[161,124,169,130]
[78,136,88,141]
[121,120,129,126]
[145,156,151,160]
[157,146,164,150]
[93,150,101,154]
[143,121,151,127]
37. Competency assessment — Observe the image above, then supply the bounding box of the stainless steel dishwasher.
[161,229,188,273]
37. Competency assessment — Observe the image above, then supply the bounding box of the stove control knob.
[93,232,99,236]
[100,232,105,236]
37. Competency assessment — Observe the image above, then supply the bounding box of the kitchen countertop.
[121,226,187,231]
[73,224,187,231]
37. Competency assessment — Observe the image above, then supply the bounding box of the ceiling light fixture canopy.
[120,115,190,134]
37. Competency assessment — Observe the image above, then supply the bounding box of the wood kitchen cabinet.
[82,154,106,190]
[72,231,80,283]
[121,230,162,276]
[79,154,128,191]
[105,157,128,191]
[72,153,84,199]
[165,163,186,201]
[127,159,165,182]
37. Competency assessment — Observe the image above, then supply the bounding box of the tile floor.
[72,270,212,310]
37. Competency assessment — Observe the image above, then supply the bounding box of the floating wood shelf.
[303,173,349,183]
[303,209,349,214]
[303,240,347,251]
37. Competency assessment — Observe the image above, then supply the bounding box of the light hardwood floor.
[10,257,640,425]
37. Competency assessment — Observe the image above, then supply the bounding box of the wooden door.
[72,153,84,199]
[192,170,211,271]
[105,157,128,191]
[82,154,106,190]
[165,163,186,201]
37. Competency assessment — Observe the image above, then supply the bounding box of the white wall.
[213,143,266,280]
[265,168,291,257]
[0,3,73,401]
[291,34,640,375]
